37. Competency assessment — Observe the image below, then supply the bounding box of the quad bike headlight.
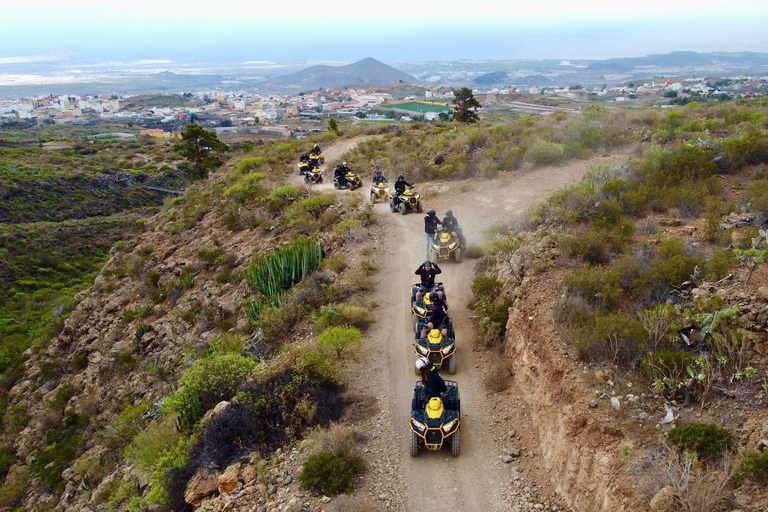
[441,345,454,355]
[448,242,458,250]
[442,419,458,433]
[431,243,440,251]
[416,345,429,356]
[413,306,426,316]
[411,420,426,433]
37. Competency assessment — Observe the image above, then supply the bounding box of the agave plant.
[244,237,322,319]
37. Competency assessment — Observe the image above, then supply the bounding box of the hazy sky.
[2,0,768,63]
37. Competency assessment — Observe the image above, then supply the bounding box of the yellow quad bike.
[304,167,323,185]
[390,187,422,215]
[297,160,314,175]
[410,381,461,457]
[334,171,362,190]
[309,152,325,167]
[430,229,462,263]
[370,182,390,203]
[414,328,457,374]
[411,285,448,327]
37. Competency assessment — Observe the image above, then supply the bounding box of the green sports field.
[380,101,452,113]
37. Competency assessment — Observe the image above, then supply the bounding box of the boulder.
[185,471,219,505]
[218,463,241,494]
[282,498,302,512]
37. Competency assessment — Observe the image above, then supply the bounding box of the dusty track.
[297,139,628,510]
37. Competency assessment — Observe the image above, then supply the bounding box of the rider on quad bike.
[311,143,322,156]
[333,163,347,188]
[420,291,450,339]
[372,169,388,185]
[414,260,443,301]
[392,174,413,208]
[416,357,446,400]
[442,209,466,246]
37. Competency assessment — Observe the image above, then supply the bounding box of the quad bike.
[309,152,325,167]
[304,167,323,185]
[334,171,362,190]
[370,182,390,203]
[410,381,461,457]
[411,284,448,324]
[297,160,314,175]
[390,187,422,215]
[414,327,457,374]
[429,228,464,263]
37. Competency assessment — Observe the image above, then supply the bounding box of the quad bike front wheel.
[451,428,460,457]
[410,431,420,457]
[347,182,354,190]
[454,248,462,263]
[430,250,439,263]
[399,203,408,215]
[416,201,423,213]
[370,193,376,204]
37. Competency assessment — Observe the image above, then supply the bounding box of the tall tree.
[451,88,481,123]
[174,123,228,179]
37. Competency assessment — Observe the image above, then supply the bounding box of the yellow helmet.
[428,329,442,345]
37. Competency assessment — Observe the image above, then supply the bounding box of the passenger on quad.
[424,209,442,259]
[416,357,447,400]
[415,260,443,301]
[310,143,322,156]
[372,169,388,185]
[333,163,347,188]
[392,174,413,207]
[299,152,310,164]
[421,291,450,339]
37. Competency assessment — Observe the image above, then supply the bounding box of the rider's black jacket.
[442,216,459,232]
[428,297,448,326]
[415,263,442,288]
[310,147,321,156]
[373,175,388,185]
[394,179,413,195]
[426,365,447,399]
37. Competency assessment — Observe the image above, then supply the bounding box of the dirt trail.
[304,137,629,510]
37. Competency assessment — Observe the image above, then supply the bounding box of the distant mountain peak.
[259,58,416,92]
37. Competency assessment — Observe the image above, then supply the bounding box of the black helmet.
[375,169,382,175]
[423,260,432,267]
[446,209,453,216]
[428,209,436,216]
[429,291,438,302]
[335,163,341,169]
[398,174,404,179]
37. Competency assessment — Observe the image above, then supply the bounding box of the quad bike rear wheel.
[410,431,419,457]
[447,353,457,374]
[451,428,460,457]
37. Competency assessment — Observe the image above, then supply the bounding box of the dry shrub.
[483,355,514,393]
[635,445,737,512]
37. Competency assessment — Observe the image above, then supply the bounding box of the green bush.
[318,326,362,358]
[668,422,732,462]
[706,248,737,281]
[101,399,153,450]
[651,239,701,286]
[721,127,768,170]
[574,312,646,366]
[746,179,768,216]
[525,140,567,166]
[0,444,14,481]
[167,353,256,430]
[267,184,302,213]
[641,349,700,383]
[299,450,365,495]
[735,450,768,485]
[566,230,609,264]
[564,265,625,310]
[316,304,373,331]
[471,274,502,297]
